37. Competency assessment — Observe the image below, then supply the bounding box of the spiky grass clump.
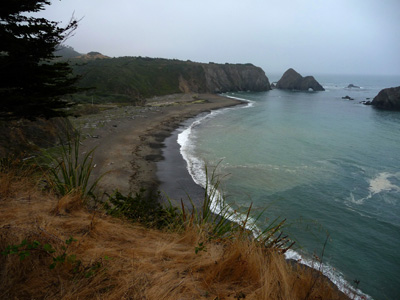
[42,131,103,200]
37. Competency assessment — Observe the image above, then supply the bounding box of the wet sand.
[74,93,241,198]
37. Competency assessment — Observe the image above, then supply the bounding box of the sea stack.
[371,86,400,110]
[276,68,325,91]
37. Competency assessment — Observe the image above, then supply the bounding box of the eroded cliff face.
[201,63,271,93]
[177,62,271,93]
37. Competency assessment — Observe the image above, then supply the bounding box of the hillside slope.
[0,168,349,300]
[69,56,271,103]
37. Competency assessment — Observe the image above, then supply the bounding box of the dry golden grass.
[0,168,349,300]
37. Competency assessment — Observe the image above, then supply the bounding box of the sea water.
[175,74,400,300]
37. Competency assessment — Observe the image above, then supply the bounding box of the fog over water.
[38,0,400,76]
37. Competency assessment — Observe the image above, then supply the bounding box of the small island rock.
[347,84,360,88]
[276,68,325,91]
[342,95,354,100]
[371,86,400,110]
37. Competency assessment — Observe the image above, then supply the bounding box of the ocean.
[157,74,400,300]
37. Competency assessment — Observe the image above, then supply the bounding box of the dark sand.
[73,93,241,197]
[156,116,208,207]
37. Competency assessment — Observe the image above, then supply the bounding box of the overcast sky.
[37,0,400,76]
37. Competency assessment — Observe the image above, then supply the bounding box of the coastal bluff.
[276,68,324,91]
[201,63,271,93]
[70,56,271,101]
[371,86,400,110]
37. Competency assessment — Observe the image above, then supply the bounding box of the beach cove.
[75,93,242,197]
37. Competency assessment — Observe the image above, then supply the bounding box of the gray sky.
[37,0,400,76]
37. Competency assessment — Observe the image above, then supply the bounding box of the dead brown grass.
[0,169,349,299]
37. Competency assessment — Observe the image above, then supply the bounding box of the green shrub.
[104,189,181,230]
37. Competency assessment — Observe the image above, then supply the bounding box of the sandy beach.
[73,93,241,198]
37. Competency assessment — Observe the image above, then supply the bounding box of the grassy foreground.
[0,156,348,299]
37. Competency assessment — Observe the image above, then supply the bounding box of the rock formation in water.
[371,86,400,110]
[347,84,360,88]
[276,68,324,91]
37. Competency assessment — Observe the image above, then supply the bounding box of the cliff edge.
[201,63,271,93]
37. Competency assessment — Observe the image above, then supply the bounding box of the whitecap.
[348,192,371,205]
[368,172,400,195]
[347,172,400,205]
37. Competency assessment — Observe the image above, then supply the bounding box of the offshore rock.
[276,68,324,91]
[347,83,360,88]
[371,86,400,110]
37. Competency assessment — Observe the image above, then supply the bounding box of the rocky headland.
[201,63,271,93]
[70,56,271,102]
[276,68,325,91]
[371,86,400,110]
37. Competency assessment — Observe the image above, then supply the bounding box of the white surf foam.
[177,96,261,234]
[348,192,371,205]
[348,172,400,205]
[369,172,400,195]
[284,250,373,300]
[178,94,255,188]
[223,94,255,108]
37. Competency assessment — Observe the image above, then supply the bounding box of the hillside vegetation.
[71,57,206,103]
[66,55,270,104]
[0,158,349,299]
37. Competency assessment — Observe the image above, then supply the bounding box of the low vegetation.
[0,139,349,299]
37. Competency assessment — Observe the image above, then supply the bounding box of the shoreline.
[74,93,242,197]
[151,94,356,300]
[156,116,208,207]
[74,92,355,299]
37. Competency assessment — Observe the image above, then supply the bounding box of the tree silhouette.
[0,0,79,120]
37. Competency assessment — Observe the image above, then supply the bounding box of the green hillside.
[70,57,207,104]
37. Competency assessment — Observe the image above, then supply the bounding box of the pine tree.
[0,0,79,120]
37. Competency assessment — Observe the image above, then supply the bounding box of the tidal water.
[158,74,400,299]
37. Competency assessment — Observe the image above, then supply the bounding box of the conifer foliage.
[0,0,78,120]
